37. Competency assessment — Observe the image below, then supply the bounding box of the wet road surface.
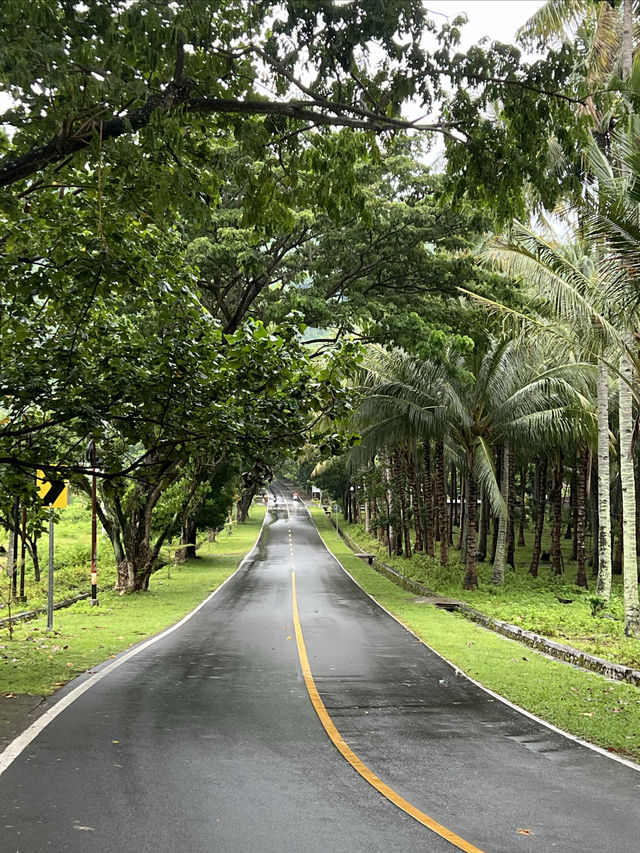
[0,487,639,852]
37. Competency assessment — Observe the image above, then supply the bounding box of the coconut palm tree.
[354,336,591,589]
[482,191,640,633]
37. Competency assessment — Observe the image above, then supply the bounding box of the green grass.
[0,504,266,696]
[338,516,640,670]
[0,493,117,614]
[311,507,640,764]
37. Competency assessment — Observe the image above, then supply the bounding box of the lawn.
[337,514,640,670]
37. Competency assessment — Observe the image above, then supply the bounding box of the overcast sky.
[425,1,546,47]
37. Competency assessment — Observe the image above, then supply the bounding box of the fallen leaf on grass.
[582,712,593,717]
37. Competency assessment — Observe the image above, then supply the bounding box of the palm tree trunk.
[575,446,588,588]
[391,450,404,556]
[517,465,527,547]
[529,458,548,578]
[550,457,563,576]
[421,441,435,557]
[622,0,633,80]
[408,444,424,553]
[463,464,479,589]
[635,454,640,557]
[619,347,640,637]
[491,446,509,585]
[435,439,449,565]
[571,471,578,560]
[395,449,411,558]
[596,358,612,600]
[453,465,461,527]
[506,446,516,567]
[449,465,456,544]
[478,489,489,561]
[457,473,466,552]
[565,474,574,541]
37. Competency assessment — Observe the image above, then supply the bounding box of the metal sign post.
[47,508,54,631]
[90,441,98,605]
[37,471,68,632]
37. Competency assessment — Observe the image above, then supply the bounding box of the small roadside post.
[37,471,68,632]
[88,440,98,606]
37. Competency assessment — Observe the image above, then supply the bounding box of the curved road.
[0,486,639,852]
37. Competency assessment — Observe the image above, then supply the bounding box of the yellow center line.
[290,570,485,853]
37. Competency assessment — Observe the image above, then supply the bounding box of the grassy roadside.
[339,515,640,669]
[0,506,266,697]
[310,507,640,765]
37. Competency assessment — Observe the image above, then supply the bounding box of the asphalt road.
[0,486,639,852]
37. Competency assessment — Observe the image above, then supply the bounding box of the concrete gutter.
[0,593,91,630]
[330,518,640,688]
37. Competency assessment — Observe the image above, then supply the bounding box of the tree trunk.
[478,488,489,562]
[571,472,578,560]
[24,532,41,583]
[529,458,548,578]
[565,473,574,541]
[596,358,612,600]
[506,446,516,568]
[491,446,509,585]
[180,517,198,559]
[394,450,411,559]
[457,474,466,552]
[463,463,478,589]
[575,447,588,588]
[449,465,456,545]
[407,445,424,554]
[619,347,640,636]
[517,465,527,547]
[491,445,503,564]
[421,442,435,557]
[382,454,394,557]
[434,439,449,565]
[622,0,633,80]
[236,486,256,523]
[613,528,623,576]
[590,468,599,578]
[550,457,563,576]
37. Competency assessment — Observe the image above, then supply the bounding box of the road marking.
[290,570,485,853]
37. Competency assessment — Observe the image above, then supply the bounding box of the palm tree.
[355,336,589,589]
[482,198,640,633]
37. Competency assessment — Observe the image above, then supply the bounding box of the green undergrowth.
[0,506,266,696]
[310,507,640,764]
[0,494,117,616]
[337,516,640,670]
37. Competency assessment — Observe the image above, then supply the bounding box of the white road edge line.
[0,509,268,777]
[303,501,640,774]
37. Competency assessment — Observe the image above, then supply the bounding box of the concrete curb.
[328,517,640,688]
[0,593,90,630]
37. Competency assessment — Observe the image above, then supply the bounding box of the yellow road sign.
[37,471,69,508]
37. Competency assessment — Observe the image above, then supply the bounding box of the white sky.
[425,1,547,47]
